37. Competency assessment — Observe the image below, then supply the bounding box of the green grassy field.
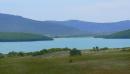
[0,50,130,74]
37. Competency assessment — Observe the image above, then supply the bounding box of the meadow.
[0,48,130,74]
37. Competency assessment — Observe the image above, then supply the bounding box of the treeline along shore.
[0,47,130,58]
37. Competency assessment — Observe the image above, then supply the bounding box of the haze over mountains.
[0,13,130,37]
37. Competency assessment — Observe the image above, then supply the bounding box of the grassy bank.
[0,48,130,74]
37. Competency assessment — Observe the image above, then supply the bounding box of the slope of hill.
[40,20,130,35]
[95,29,130,39]
[0,32,53,42]
[0,13,130,37]
[0,13,86,37]
[60,20,130,35]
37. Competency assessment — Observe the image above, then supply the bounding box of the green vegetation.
[0,48,130,74]
[90,47,109,52]
[3,48,71,57]
[96,29,130,39]
[30,48,70,56]
[0,32,53,42]
[70,48,81,56]
[92,46,100,51]
[0,53,4,58]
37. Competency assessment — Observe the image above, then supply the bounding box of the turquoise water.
[0,37,130,53]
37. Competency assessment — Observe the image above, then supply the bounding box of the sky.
[0,0,130,22]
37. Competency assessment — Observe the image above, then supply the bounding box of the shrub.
[91,46,100,51]
[100,47,109,51]
[17,52,25,56]
[7,51,18,57]
[70,48,81,56]
[0,53,4,58]
[121,48,130,52]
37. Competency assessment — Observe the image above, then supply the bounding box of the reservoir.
[0,37,130,53]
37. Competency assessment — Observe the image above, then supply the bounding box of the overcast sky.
[0,0,130,22]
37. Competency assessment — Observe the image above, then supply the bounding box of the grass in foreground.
[0,50,130,74]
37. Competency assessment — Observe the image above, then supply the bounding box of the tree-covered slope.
[0,32,53,42]
[96,29,130,39]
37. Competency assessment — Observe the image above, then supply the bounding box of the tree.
[92,46,100,51]
[95,46,99,51]
[7,51,18,57]
[0,53,4,58]
[17,52,25,57]
[70,48,81,56]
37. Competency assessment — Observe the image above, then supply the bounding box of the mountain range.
[0,13,130,37]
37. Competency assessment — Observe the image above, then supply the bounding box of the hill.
[0,32,53,42]
[95,29,130,39]
[0,13,86,37]
[60,20,130,35]
[0,13,130,37]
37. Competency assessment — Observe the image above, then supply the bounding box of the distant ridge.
[0,13,130,37]
[0,13,86,37]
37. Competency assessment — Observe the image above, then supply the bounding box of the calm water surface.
[0,37,130,53]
